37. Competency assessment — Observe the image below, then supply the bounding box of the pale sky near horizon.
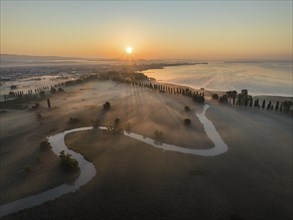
[1,0,292,60]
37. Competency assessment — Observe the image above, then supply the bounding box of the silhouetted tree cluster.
[281,100,293,112]
[3,90,25,101]
[192,91,205,104]
[2,81,65,102]
[59,150,78,172]
[50,87,57,93]
[217,88,292,115]
[123,79,205,104]
[226,90,237,105]
[219,95,228,104]
[236,89,251,106]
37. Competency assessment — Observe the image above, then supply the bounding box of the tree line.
[213,89,292,114]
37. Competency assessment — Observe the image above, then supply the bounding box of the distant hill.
[0,54,127,67]
[0,54,117,62]
[0,54,207,67]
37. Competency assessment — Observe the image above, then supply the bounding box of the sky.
[1,0,292,60]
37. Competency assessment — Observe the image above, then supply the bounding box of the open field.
[0,80,292,219]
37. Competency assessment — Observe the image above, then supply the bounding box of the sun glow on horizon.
[126,47,133,54]
[1,1,291,60]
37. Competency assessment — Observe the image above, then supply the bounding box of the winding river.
[0,104,227,217]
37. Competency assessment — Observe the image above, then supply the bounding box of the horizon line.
[1,53,292,63]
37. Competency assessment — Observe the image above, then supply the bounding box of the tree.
[226,90,237,105]
[267,101,272,110]
[184,118,191,126]
[254,98,259,108]
[184,106,190,112]
[219,95,228,104]
[244,97,249,106]
[59,150,78,172]
[114,118,120,127]
[275,101,279,111]
[212,94,219,100]
[193,94,205,103]
[50,87,57,93]
[238,94,243,106]
[103,101,111,110]
[262,100,266,109]
[282,100,293,112]
[47,98,51,108]
[154,130,164,145]
[39,91,45,98]
[40,140,51,151]
[91,119,100,128]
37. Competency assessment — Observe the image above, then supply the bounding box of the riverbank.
[0,79,292,219]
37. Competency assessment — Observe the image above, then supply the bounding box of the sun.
[126,47,133,54]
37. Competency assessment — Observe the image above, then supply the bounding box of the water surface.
[143,62,292,96]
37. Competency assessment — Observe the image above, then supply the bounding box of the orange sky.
[1,1,292,60]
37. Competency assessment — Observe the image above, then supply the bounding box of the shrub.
[59,150,78,172]
[40,140,51,151]
[32,103,40,110]
[114,118,120,127]
[212,94,219,100]
[184,106,190,112]
[91,119,100,128]
[184,118,191,126]
[154,130,164,144]
[103,101,111,110]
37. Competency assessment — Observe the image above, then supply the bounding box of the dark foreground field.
[1,81,292,220]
